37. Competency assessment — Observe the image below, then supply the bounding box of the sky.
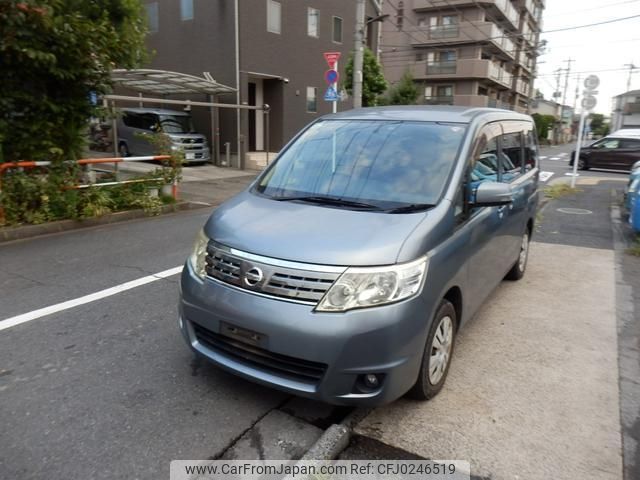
[535,0,640,115]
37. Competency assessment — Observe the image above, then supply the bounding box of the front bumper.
[178,262,434,406]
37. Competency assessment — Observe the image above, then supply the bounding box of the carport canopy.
[110,69,236,96]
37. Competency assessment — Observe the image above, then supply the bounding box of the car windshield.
[255,120,466,209]
[158,115,195,134]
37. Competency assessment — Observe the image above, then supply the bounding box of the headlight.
[188,229,209,279]
[316,256,428,312]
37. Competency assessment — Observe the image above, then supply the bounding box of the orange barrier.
[0,155,177,221]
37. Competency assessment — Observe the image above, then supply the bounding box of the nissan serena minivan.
[179,106,539,406]
[117,108,210,164]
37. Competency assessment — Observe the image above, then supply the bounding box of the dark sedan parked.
[570,135,640,171]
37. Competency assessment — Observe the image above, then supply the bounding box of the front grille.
[192,323,327,383]
[180,138,204,144]
[205,242,344,304]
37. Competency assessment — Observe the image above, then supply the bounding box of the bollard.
[224,142,230,167]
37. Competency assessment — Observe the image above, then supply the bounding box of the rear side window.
[621,139,640,149]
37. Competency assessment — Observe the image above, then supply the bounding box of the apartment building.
[142,0,380,161]
[380,0,544,112]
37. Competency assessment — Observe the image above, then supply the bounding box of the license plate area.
[220,321,265,347]
[185,152,195,160]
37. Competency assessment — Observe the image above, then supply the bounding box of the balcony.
[412,0,520,30]
[413,58,512,89]
[516,79,530,96]
[421,95,513,108]
[412,22,516,59]
[424,96,455,105]
[426,60,457,75]
[624,102,640,114]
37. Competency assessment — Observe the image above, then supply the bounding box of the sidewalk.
[349,179,627,479]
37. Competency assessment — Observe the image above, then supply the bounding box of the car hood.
[204,191,429,266]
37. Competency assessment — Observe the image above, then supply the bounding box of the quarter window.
[332,16,343,43]
[308,8,320,37]
[267,0,281,34]
[306,87,317,113]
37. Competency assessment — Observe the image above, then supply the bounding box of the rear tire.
[118,142,130,158]
[407,300,457,401]
[577,157,589,170]
[505,230,530,281]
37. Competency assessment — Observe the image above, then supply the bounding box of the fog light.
[364,374,379,388]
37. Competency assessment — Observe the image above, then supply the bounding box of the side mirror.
[473,181,513,207]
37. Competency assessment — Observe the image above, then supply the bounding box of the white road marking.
[0,266,183,332]
[559,152,568,157]
[540,171,555,182]
[549,156,562,161]
[540,156,548,160]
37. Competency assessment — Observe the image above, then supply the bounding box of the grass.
[627,236,640,257]
[544,183,581,200]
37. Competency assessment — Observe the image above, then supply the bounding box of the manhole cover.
[557,208,592,215]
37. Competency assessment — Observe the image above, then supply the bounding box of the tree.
[344,47,388,107]
[0,0,148,162]
[385,72,419,105]
[531,113,556,142]
[589,113,609,137]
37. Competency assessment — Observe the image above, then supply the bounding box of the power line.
[543,0,640,19]
[541,14,640,34]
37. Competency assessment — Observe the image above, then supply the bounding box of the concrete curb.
[0,201,211,243]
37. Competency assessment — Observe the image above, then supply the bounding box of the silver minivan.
[117,108,210,163]
[179,106,539,405]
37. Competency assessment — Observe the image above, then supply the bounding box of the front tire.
[577,157,589,170]
[407,300,457,401]
[505,230,530,281]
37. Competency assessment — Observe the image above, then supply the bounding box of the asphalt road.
[0,209,290,479]
[0,144,634,479]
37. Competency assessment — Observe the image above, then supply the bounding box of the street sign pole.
[570,111,586,188]
[323,52,341,111]
[570,74,600,188]
[333,60,338,114]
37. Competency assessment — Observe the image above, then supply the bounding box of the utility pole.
[353,0,366,109]
[553,68,563,144]
[559,58,573,142]
[573,74,581,112]
[624,62,637,93]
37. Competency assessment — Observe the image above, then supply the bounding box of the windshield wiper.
[272,195,382,210]
[386,203,435,214]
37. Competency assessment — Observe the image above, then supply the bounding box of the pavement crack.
[0,267,48,287]
[211,396,292,460]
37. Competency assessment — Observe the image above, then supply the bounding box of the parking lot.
[1,145,638,479]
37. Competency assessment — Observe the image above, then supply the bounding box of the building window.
[180,0,193,21]
[146,2,159,33]
[396,1,404,31]
[306,87,317,113]
[267,0,281,34]
[425,85,454,104]
[308,8,320,38]
[332,16,343,43]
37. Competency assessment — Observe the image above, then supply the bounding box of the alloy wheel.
[429,315,454,385]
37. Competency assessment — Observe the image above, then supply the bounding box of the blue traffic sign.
[325,69,339,85]
[324,86,339,102]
